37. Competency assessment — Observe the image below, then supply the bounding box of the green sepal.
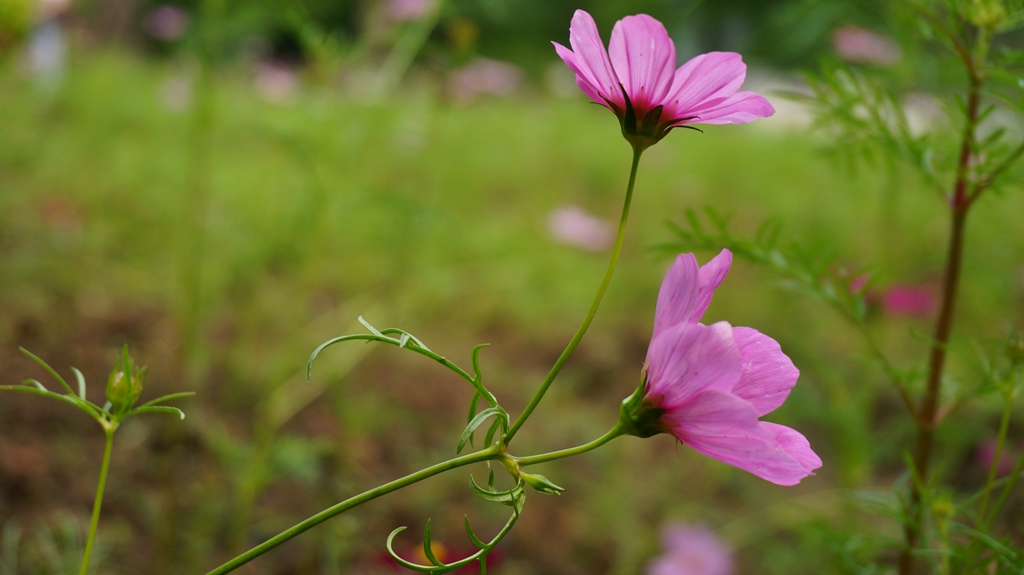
[617,372,666,439]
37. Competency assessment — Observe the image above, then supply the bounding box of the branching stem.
[204,443,503,575]
[898,53,984,575]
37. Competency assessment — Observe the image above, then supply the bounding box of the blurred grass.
[1,50,1023,574]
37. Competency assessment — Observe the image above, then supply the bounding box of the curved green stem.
[205,443,503,575]
[506,146,644,444]
[80,428,114,575]
[516,424,624,467]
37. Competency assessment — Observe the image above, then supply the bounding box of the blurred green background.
[1,0,1023,573]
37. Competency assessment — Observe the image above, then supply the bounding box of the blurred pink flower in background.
[37,0,72,21]
[881,284,936,318]
[977,440,1017,477]
[547,205,614,252]
[159,75,192,113]
[832,25,901,66]
[448,58,522,104]
[553,10,774,149]
[647,523,733,575]
[144,4,189,41]
[388,0,435,22]
[848,274,870,294]
[622,250,821,485]
[254,60,299,103]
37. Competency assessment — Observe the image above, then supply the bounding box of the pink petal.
[762,422,822,473]
[692,249,732,322]
[665,391,816,486]
[566,10,622,108]
[553,41,610,107]
[664,52,747,120]
[678,91,775,125]
[645,322,741,408]
[653,250,732,338]
[653,253,699,339]
[730,326,799,416]
[607,14,676,111]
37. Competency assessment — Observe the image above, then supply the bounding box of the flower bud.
[106,346,146,412]
[519,471,564,495]
[966,0,1007,27]
[931,492,955,521]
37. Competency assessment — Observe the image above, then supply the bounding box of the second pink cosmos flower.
[620,250,821,486]
[553,10,774,150]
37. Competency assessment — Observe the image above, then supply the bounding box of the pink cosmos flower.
[620,250,821,485]
[646,523,733,575]
[547,204,615,252]
[448,57,522,104]
[881,284,936,318]
[388,0,435,22]
[553,10,774,150]
[832,25,901,67]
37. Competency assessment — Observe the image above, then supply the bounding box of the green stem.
[898,45,983,575]
[976,393,1012,528]
[205,444,502,575]
[506,146,644,444]
[516,424,624,467]
[80,428,114,575]
[374,0,443,97]
[985,443,1024,531]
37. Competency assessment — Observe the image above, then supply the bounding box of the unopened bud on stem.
[106,345,147,413]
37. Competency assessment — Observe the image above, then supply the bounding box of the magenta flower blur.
[647,523,733,575]
[619,250,821,485]
[553,10,774,150]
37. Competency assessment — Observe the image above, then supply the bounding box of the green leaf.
[358,315,384,337]
[136,391,196,410]
[464,517,487,550]
[1,384,105,421]
[457,407,507,454]
[468,474,522,506]
[71,368,87,400]
[131,406,186,420]
[385,526,422,570]
[19,348,76,397]
[466,391,481,424]
[422,519,443,567]
[483,418,502,447]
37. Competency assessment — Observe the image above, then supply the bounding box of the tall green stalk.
[505,146,643,444]
[79,427,115,575]
[898,27,987,575]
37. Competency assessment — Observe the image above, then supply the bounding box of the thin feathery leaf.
[19,348,75,396]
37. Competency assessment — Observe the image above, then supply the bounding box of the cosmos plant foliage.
[3,8,805,574]
[5,1,1024,574]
